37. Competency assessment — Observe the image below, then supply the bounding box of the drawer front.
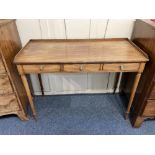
[0,58,6,74]
[63,64,82,72]
[22,63,140,73]
[149,83,155,99]
[85,64,102,72]
[0,94,19,113]
[63,64,102,72]
[143,100,155,117]
[22,65,61,73]
[0,74,13,95]
[103,63,140,72]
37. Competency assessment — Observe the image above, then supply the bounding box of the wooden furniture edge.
[0,19,16,27]
[128,39,149,61]
[26,38,130,42]
[13,38,149,65]
[14,40,31,64]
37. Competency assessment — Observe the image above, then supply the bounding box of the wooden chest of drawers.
[149,83,155,99]
[0,20,28,120]
[123,19,155,127]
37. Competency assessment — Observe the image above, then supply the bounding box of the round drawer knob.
[40,65,44,71]
[80,65,83,71]
[120,65,124,70]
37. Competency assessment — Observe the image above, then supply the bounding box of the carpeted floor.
[0,94,155,135]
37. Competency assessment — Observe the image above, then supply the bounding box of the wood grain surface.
[14,39,148,64]
[0,74,13,94]
[0,19,28,120]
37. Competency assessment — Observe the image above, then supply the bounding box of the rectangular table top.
[14,39,149,64]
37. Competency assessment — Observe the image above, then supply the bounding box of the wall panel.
[90,19,108,38]
[105,19,135,38]
[40,19,66,39]
[16,19,41,46]
[65,20,90,39]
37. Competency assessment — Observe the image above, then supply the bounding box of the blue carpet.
[0,94,155,135]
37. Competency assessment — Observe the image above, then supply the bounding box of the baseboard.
[33,88,121,96]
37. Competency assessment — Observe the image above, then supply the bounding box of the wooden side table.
[14,39,149,119]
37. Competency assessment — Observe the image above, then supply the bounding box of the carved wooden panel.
[0,94,19,113]
[0,74,13,94]
[0,57,6,74]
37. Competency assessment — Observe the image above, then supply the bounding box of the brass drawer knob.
[120,65,124,70]
[80,65,83,71]
[40,65,44,71]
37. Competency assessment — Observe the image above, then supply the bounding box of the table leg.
[21,74,37,119]
[113,72,121,94]
[38,74,44,96]
[125,72,141,119]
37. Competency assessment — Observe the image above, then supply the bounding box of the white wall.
[16,19,135,95]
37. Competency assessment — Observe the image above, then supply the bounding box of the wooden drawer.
[0,57,6,74]
[22,64,61,73]
[149,83,155,99]
[0,74,13,95]
[103,63,140,72]
[84,64,102,72]
[0,94,19,113]
[63,64,102,72]
[22,63,140,73]
[143,100,155,116]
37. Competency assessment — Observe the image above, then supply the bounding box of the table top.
[14,39,149,64]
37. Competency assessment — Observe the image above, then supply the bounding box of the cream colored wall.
[16,19,135,95]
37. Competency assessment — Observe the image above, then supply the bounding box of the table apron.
[18,63,142,74]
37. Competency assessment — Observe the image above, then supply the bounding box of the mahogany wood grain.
[125,63,145,119]
[148,83,155,99]
[123,19,155,127]
[132,116,145,128]
[143,100,155,116]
